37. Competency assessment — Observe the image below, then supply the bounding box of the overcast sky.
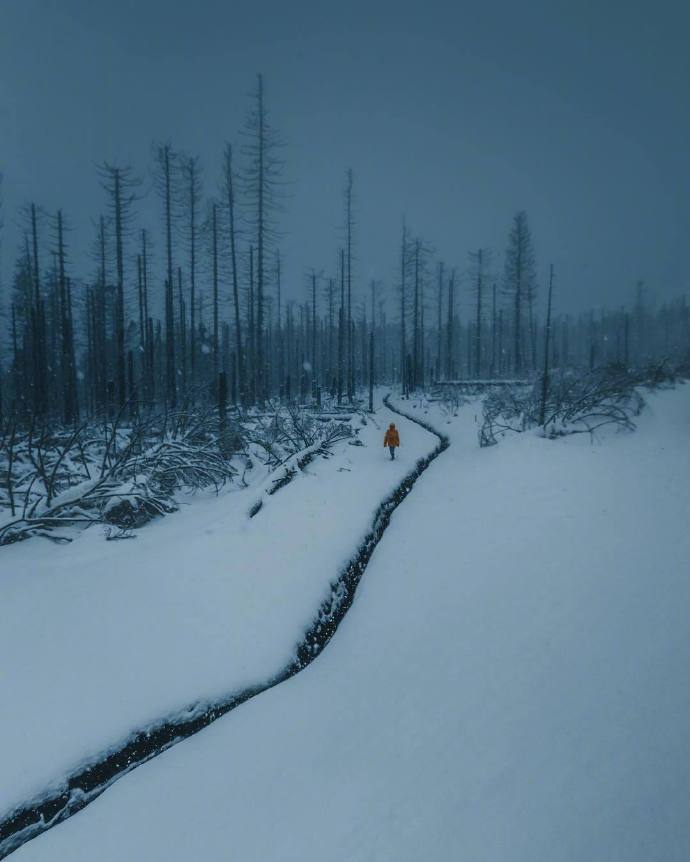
[1,0,688,316]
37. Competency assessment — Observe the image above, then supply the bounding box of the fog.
[1,0,688,313]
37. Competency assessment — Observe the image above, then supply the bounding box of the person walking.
[383,422,400,460]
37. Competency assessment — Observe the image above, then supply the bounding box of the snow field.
[9,384,690,861]
[0,398,433,820]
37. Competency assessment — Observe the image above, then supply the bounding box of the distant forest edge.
[0,74,688,426]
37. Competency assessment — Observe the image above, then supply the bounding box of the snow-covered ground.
[10,384,690,861]
[0,398,433,819]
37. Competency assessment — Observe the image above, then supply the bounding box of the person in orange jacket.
[383,422,400,460]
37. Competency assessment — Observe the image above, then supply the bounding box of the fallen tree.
[0,406,238,545]
[478,362,679,447]
[0,401,357,546]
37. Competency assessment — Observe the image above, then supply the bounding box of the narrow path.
[0,396,449,860]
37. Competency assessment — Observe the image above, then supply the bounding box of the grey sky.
[1,0,688,316]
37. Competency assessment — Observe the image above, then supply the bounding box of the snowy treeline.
[0,76,690,541]
[0,75,689,493]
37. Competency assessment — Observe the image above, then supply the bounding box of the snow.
[9,384,690,861]
[0,398,433,819]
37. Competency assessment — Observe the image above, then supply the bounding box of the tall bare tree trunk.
[345,169,354,401]
[223,144,245,406]
[400,220,407,391]
[159,145,177,408]
[446,270,455,380]
[436,261,443,380]
[539,264,555,426]
[30,203,46,416]
[256,76,266,404]
[338,248,345,404]
[211,202,219,384]
[112,169,126,409]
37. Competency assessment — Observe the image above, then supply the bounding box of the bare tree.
[241,73,283,405]
[338,248,345,404]
[98,163,139,410]
[210,202,220,382]
[503,211,537,376]
[0,174,3,421]
[399,219,408,391]
[53,210,78,423]
[29,204,47,415]
[177,153,203,391]
[153,144,177,408]
[490,282,497,378]
[446,269,455,380]
[436,261,444,380]
[469,248,490,379]
[344,169,355,400]
[221,143,245,405]
[539,264,555,425]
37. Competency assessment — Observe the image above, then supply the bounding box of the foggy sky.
[1,0,688,316]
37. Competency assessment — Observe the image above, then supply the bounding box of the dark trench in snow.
[0,394,449,860]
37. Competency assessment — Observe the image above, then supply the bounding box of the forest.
[0,74,688,545]
[2,0,690,852]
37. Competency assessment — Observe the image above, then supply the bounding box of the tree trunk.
[539,264,554,426]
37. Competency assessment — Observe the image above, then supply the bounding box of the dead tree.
[400,220,408,391]
[222,143,245,406]
[344,169,355,400]
[446,269,455,380]
[503,211,537,376]
[54,210,78,424]
[338,248,345,404]
[210,202,219,382]
[29,204,47,416]
[491,282,497,378]
[178,153,203,391]
[154,144,178,408]
[98,164,139,410]
[436,261,444,380]
[242,73,282,405]
[469,248,489,379]
[539,264,555,426]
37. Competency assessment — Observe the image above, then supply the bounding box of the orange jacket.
[384,425,400,447]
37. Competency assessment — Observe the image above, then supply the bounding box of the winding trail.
[0,395,449,860]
